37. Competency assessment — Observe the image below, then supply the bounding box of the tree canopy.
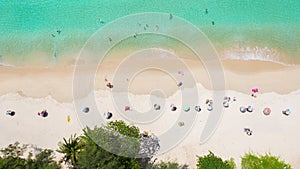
[0,142,60,169]
[196,151,235,169]
[241,152,291,169]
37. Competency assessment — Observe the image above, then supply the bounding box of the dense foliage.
[0,142,60,169]
[241,152,291,169]
[196,151,235,169]
[0,121,294,169]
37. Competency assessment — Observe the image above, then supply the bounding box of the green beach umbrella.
[183,105,190,112]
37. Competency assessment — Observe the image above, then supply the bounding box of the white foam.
[0,62,16,67]
[222,46,295,66]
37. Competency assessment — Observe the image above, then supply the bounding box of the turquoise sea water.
[0,0,299,65]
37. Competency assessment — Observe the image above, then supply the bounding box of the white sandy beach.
[1,49,300,168]
[1,87,300,168]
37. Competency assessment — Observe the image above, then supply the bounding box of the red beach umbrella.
[263,107,271,116]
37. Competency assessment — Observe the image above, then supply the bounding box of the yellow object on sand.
[67,115,71,123]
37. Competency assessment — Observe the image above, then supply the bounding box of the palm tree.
[57,134,83,167]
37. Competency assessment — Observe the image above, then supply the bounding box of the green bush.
[241,152,291,169]
[196,151,235,169]
[0,142,60,169]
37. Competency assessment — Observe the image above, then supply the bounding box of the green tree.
[74,120,141,169]
[196,151,235,169]
[57,134,83,167]
[241,152,291,169]
[0,142,28,169]
[0,142,60,169]
[27,149,61,169]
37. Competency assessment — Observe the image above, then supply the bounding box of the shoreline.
[0,58,300,103]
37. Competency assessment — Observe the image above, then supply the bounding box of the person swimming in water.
[169,13,173,20]
[212,21,215,25]
[56,28,61,35]
[133,32,138,38]
[205,8,208,14]
[155,24,159,31]
[98,18,105,24]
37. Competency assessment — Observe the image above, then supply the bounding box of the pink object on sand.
[252,88,259,93]
[125,106,130,111]
[178,70,184,76]
[263,107,271,116]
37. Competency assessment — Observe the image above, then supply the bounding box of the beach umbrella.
[195,106,201,112]
[223,101,229,108]
[6,110,15,116]
[240,106,246,113]
[42,110,48,117]
[263,107,271,116]
[247,105,253,112]
[252,88,259,93]
[183,105,190,112]
[177,82,183,87]
[10,111,15,116]
[207,104,213,111]
[154,104,161,110]
[104,112,112,119]
[82,107,89,113]
[282,109,291,116]
[125,106,130,111]
[170,104,177,111]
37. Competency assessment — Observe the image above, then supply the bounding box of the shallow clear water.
[0,0,299,65]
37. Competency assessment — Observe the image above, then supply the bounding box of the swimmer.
[212,21,215,25]
[155,24,159,31]
[169,13,173,20]
[98,18,105,24]
[56,28,61,35]
[133,32,138,38]
[205,8,208,14]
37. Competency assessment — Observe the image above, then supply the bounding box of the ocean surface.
[0,0,299,65]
